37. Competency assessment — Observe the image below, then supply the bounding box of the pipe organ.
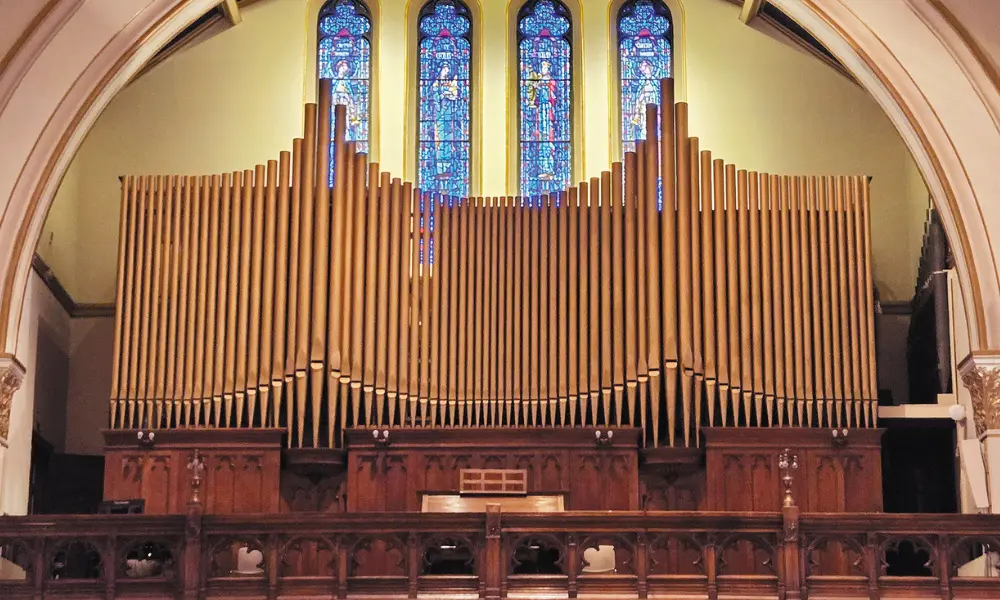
[109,78,877,448]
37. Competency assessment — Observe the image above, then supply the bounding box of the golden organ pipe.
[386,179,403,425]
[623,154,638,423]
[166,177,183,407]
[846,178,863,411]
[737,169,751,425]
[350,152,368,425]
[828,176,843,425]
[761,175,785,426]
[399,182,414,423]
[676,106,693,444]
[749,172,763,426]
[808,176,823,425]
[546,196,558,423]
[712,160,728,425]
[203,175,222,424]
[285,141,303,441]
[819,176,834,425]
[699,152,715,427]
[780,175,793,425]
[587,181,600,424]
[862,178,877,425]
[635,144,648,433]
[799,177,815,425]
[111,177,132,410]
[790,175,804,424]
[725,165,739,423]
[112,77,881,445]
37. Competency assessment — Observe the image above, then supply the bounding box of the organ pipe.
[110,77,879,447]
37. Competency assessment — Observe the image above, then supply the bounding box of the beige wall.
[43,0,928,305]
[1,272,70,515]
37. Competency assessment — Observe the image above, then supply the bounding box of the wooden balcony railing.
[3,507,1000,599]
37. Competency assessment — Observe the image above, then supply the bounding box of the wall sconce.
[136,430,156,448]
[831,428,849,448]
[595,430,614,446]
[372,429,390,447]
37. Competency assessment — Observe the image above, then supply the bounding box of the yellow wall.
[41,0,927,304]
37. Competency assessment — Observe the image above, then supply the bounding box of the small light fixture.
[373,429,390,447]
[595,430,614,446]
[136,430,155,447]
[831,428,849,448]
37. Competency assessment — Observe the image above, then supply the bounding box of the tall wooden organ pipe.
[109,78,879,448]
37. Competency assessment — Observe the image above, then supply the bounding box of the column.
[959,352,1000,513]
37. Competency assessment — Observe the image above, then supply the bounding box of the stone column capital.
[0,353,25,445]
[959,352,1000,438]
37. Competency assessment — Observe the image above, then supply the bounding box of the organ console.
[108,77,878,450]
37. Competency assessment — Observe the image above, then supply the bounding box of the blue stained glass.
[618,0,671,156]
[418,0,472,200]
[518,0,572,200]
[619,0,671,210]
[319,0,372,183]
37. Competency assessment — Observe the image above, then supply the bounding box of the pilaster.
[959,352,1000,513]
[0,353,26,506]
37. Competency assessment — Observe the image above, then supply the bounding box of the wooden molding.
[31,253,114,319]
[740,0,765,24]
[219,0,242,26]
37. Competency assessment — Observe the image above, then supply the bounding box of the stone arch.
[0,0,997,414]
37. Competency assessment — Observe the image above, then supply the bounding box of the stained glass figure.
[518,0,572,200]
[618,0,672,156]
[319,0,372,183]
[418,0,472,200]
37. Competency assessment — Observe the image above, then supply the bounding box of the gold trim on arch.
[606,0,687,165]
[506,0,586,196]
[303,0,382,163]
[402,0,484,195]
[796,0,990,348]
[0,0,204,351]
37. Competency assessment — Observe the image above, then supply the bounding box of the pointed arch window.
[618,0,672,156]
[319,0,372,182]
[518,0,573,200]
[418,0,472,200]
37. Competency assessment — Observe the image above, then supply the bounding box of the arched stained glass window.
[319,0,372,182]
[618,0,672,156]
[518,0,572,201]
[418,0,472,200]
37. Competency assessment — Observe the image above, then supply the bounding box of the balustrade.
[3,510,1000,599]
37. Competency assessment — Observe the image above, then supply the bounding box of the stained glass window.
[418,0,472,200]
[518,0,572,201]
[618,0,672,156]
[319,0,372,183]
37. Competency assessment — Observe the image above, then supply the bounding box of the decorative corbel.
[959,352,1000,437]
[0,353,26,444]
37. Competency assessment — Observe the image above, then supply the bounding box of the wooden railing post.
[336,539,348,599]
[407,532,419,599]
[182,501,204,600]
[704,538,718,600]
[484,504,502,600]
[782,505,802,600]
[32,537,45,600]
[182,450,205,600]
[636,533,649,599]
[864,533,879,600]
[266,534,279,600]
[104,535,118,600]
[566,535,579,599]
[937,534,952,600]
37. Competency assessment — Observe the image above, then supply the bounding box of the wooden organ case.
[103,78,883,515]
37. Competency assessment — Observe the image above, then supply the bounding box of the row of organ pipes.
[109,78,878,448]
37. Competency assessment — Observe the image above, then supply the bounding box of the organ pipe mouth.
[107,77,879,449]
